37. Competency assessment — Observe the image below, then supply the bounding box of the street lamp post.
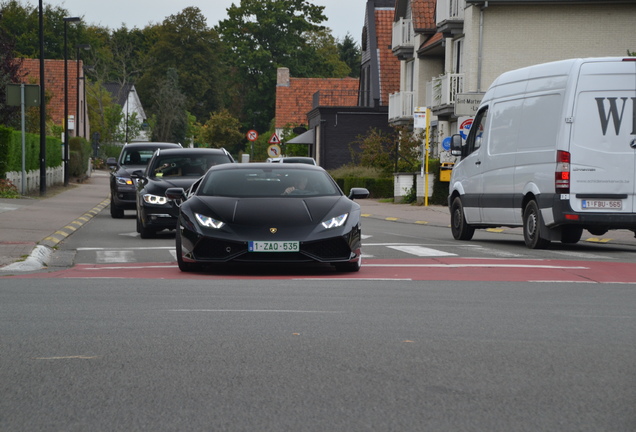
[63,16,80,187]
[76,44,90,139]
[39,0,46,195]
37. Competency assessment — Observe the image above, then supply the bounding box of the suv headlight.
[116,176,133,186]
[142,194,169,205]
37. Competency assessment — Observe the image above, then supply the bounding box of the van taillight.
[555,150,570,193]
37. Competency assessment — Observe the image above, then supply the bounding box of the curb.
[1,198,109,272]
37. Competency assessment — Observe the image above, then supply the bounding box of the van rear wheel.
[523,200,550,249]
[450,197,475,241]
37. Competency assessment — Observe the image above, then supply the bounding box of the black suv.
[107,142,181,218]
[134,147,235,238]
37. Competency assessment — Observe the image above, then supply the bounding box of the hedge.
[0,126,63,178]
[333,177,393,198]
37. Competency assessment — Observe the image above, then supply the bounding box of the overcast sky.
[46,0,369,43]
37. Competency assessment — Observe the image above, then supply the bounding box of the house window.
[453,38,464,74]
[406,60,414,92]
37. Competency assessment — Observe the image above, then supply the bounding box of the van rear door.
[569,59,636,213]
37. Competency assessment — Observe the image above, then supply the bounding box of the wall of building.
[463,3,636,93]
[310,108,393,170]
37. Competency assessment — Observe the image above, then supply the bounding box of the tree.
[217,0,343,131]
[137,7,225,122]
[306,29,352,78]
[0,19,23,129]
[351,126,423,176]
[0,0,88,59]
[86,80,123,144]
[338,33,361,78]
[196,109,245,155]
[148,68,187,143]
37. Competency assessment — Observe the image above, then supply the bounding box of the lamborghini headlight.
[321,213,348,229]
[196,213,225,229]
[142,194,169,205]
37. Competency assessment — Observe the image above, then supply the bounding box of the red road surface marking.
[5,258,636,283]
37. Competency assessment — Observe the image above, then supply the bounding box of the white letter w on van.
[595,97,636,136]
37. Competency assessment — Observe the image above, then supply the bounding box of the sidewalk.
[0,170,110,272]
[359,198,450,227]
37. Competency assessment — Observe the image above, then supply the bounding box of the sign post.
[7,84,40,195]
[246,130,258,162]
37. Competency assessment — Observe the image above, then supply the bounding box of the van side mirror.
[450,134,463,156]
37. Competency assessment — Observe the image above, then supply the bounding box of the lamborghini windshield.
[198,168,341,198]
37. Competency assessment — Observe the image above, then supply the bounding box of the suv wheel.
[137,213,155,239]
[110,197,124,218]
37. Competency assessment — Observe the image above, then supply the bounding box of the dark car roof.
[211,162,322,171]
[154,148,231,156]
[122,142,181,150]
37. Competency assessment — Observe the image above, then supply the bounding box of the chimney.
[277,67,290,87]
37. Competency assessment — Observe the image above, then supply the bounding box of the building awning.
[286,129,314,144]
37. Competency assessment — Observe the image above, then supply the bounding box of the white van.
[448,57,636,248]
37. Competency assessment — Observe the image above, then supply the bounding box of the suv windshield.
[150,154,232,178]
[120,148,157,165]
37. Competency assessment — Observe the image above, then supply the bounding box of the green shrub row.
[333,177,394,198]
[332,158,450,205]
[0,126,63,178]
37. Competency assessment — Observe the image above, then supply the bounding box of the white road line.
[366,263,588,269]
[168,309,342,313]
[467,245,526,258]
[78,246,174,251]
[85,265,175,270]
[387,245,457,257]
[96,250,135,264]
[294,278,412,281]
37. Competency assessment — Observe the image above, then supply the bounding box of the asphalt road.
[2,277,635,431]
[2,212,635,430]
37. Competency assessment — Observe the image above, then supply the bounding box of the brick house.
[19,58,90,140]
[275,0,400,170]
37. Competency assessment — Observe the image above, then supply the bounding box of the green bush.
[0,127,62,178]
[329,165,393,198]
[69,137,92,177]
[0,126,11,178]
[342,177,393,198]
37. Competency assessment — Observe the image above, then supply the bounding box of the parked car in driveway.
[164,163,370,272]
[134,147,234,238]
[107,142,181,218]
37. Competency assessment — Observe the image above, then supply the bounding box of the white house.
[104,82,149,142]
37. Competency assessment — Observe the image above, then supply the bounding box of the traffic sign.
[246,130,258,142]
[267,144,281,158]
[268,133,281,145]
